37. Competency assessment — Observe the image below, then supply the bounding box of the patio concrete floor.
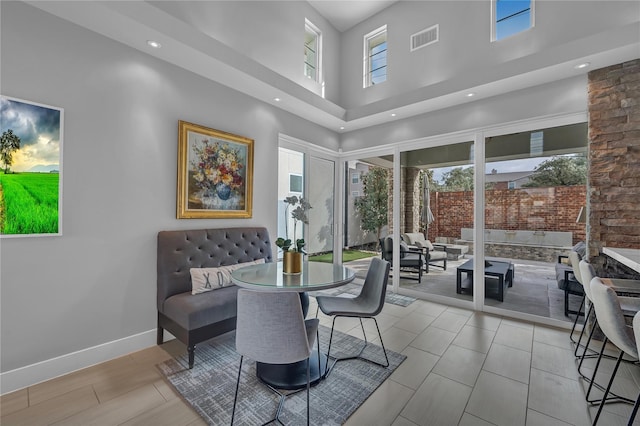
[339,254,584,324]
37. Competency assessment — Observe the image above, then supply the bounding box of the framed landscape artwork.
[177,120,253,219]
[0,96,63,237]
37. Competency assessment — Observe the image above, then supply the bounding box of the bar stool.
[577,261,640,368]
[588,277,638,424]
[629,311,640,425]
[568,251,587,347]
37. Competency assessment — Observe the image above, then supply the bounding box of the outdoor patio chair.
[401,233,447,272]
[380,236,424,282]
[555,242,585,317]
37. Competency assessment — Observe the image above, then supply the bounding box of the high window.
[363,25,387,87]
[304,19,321,82]
[493,0,533,41]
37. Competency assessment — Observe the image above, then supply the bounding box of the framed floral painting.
[177,120,253,218]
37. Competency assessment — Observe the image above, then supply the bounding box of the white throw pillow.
[415,240,435,251]
[190,258,265,295]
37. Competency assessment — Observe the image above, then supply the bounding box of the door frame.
[279,134,341,263]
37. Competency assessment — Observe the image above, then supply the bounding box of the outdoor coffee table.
[456,258,514,302]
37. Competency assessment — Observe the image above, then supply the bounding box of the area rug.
[158,326,406,425]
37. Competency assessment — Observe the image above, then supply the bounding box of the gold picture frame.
[177,120,253,218]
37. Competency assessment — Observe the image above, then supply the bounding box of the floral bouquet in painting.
[191,139,244,200]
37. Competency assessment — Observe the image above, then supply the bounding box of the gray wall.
[338,0,638,110]
[341,75,587,152]
[152,1,342,104]
[0,1,338,374]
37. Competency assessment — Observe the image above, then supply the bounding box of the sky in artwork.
[0,96,61,172]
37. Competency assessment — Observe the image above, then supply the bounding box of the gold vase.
[283,251,303,274]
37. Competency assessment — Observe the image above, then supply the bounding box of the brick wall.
[588,59,640,279]
[422,186,586,244]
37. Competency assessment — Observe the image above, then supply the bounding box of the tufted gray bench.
[157,227,272,368]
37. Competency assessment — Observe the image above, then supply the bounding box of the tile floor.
[311,296,640,426]
[2,295,640,425]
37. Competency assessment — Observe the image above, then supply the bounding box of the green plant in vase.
[276,195,312,253]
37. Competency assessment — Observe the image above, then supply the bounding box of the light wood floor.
[2,296,638,425]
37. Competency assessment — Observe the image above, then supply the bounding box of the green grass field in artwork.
[0,172,59,235]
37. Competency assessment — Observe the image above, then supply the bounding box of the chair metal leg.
[578,314,605,382]
[324,315,390,376]
[316,327,321,379]
[234,355,309,426]
[570,294,586,344]
[372,317,390,368]
[627,395,640,426]
[574,302,598,359]
[585,337,609,404]
[231,355,243,425]
[306,358,310,426]
[628,392,640,426]
[359,318,367,343]
[584,337,635,408]
[592,350,634,425]
[324,316,337,377]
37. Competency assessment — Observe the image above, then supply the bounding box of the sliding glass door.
[483,122,588,322]
[397,138,475,307]
[342,153,394,286]
[308,157,335,262]
[278,137,338,263]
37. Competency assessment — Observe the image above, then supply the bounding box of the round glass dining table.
[231,261,356,292]
[231,261,356,390]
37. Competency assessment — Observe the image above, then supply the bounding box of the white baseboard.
[0,329,173,395]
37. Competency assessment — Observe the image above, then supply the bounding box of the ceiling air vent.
[410,24,439,52]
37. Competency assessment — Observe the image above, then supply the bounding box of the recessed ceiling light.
[340,126,345,130]
[391,113,397,117]
[274,97,281,102]
[467,92,475,97]
[147,40,162,48]
[575,62,590,69]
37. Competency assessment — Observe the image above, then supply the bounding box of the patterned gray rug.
[158,326,406,425]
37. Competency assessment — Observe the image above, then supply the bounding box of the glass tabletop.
[231,261,356,292]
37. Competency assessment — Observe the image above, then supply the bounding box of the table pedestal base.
[256,350,328,390]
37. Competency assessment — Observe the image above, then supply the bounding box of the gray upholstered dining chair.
[587,277,638,425]
[315,257,390,376]
[231,289,319,426]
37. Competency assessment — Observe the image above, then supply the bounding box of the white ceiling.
[308,0,397,32]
